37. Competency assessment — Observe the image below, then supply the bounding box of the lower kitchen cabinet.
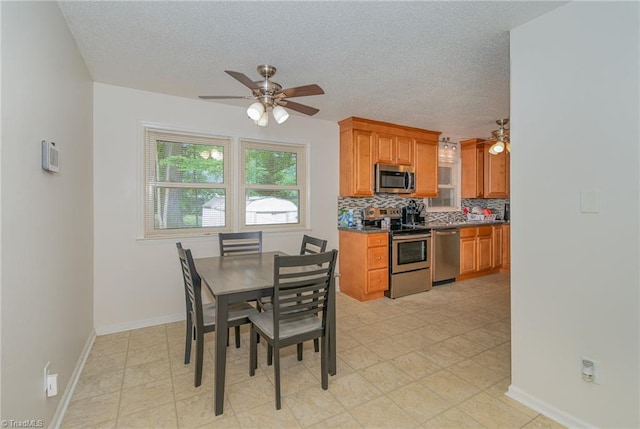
[457,225,499,281]
[339,230,389,301]
[492,225,503,269]
[501,224,511,271]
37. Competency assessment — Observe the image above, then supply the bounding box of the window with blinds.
[239,139,307,229]
[144,128,231,237]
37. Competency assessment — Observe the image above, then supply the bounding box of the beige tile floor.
[62,273,565,429]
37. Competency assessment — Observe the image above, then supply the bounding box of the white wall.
[1,2,94,424]
[93,84,339,333]
[509,2,639,428]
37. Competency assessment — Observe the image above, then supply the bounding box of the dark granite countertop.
[338,220,509,233]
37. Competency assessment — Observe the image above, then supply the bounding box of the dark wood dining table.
[194,251,337,416]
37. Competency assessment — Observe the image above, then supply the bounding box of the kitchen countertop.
[424,220,509,229]
[338,220,508,234]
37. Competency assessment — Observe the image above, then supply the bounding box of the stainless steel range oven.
[363,207,432,299]
[388,230,432,298]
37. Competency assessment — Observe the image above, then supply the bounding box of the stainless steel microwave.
[375,164,415,194]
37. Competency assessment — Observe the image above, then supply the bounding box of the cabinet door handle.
[377,256,381,260]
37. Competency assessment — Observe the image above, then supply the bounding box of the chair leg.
[184,317,193,364]
[226,328,230,347]
[194,328,204,387]
[321,335,328,390]
[274,346,281,410]
[314,338,319,353]
[267,344,273,366]
[235,326,241,348]
[297,343,303,361]
[249,325,257,377]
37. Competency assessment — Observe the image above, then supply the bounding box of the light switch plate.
[580,190,599,214]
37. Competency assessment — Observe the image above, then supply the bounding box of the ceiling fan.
[199,64,324,126]
[487,118,510,155]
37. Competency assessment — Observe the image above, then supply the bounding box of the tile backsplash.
[337,195,510,224]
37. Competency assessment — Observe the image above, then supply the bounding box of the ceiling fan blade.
[225,70,260,90]
[280,100,320,116]
[276,84,324,98]
[199,95,253,100]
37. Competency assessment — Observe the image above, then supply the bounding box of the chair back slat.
[272,250,338,339]
[300,235,328,256]
[219,231,263,256]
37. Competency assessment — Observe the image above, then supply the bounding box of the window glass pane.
[430,188,455,207]
[438,165,453,185]
[156,140,224,184]
[244,149,297,185]
[153,187,226,229]
[245,189,299,225]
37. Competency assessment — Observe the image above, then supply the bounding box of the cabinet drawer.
[477,226,493,237]
[367,234,388,247]
[367,268,389,293]
[459,227,477,238]
[368,246,388,269]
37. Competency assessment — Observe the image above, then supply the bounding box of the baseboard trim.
[50,330,96,429]
[507,384,595,429]
[95,312,184,335]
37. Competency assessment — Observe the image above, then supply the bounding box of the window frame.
[143,127,232,238]
[238,138,308,232]
[427,143,461,212]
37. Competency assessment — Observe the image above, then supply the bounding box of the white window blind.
[239,139,307,230]
[144,128,231,237]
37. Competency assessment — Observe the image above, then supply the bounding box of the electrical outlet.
[581,357,601,384]
[47,373,58,397]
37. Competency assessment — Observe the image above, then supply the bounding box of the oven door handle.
[392,234,431,241]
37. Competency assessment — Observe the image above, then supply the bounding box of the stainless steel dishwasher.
[432,228,460,284]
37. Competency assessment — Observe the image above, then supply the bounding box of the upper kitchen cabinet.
[460,138,510,198]
[339,117,441,197]
[375,133,413,166]
[412,138,439,197]
[340,124,374,196]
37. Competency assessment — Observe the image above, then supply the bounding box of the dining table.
[194,251,337,416]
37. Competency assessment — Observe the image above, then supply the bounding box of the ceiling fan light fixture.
[247,102,265,121]
[491,141,505,154]
[257,110,269,127]
[272,105,289,124]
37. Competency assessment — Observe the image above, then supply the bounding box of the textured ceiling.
[58,1,565,141]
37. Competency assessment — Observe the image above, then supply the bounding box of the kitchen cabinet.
[339,117,440,197]
[339,230,389,301]
[457,225,499,280]
[492,225,503,269]
[460,138,510,198]
[412,138,439,197]
[340,127,375,196]
[501,224,510,271]
[375,133,413,166]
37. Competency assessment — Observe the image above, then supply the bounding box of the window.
[143,128,308,238]
[427,142,460,211]
[144,128,231,237]
[240,139,306,229]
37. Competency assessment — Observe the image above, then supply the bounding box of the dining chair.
[176,243,257,387]
[258,235,328,360]
[249,249,338,410]
[218,231,262,255]
[299,234,328,256]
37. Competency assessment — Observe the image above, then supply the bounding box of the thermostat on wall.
[42,140,60,173]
